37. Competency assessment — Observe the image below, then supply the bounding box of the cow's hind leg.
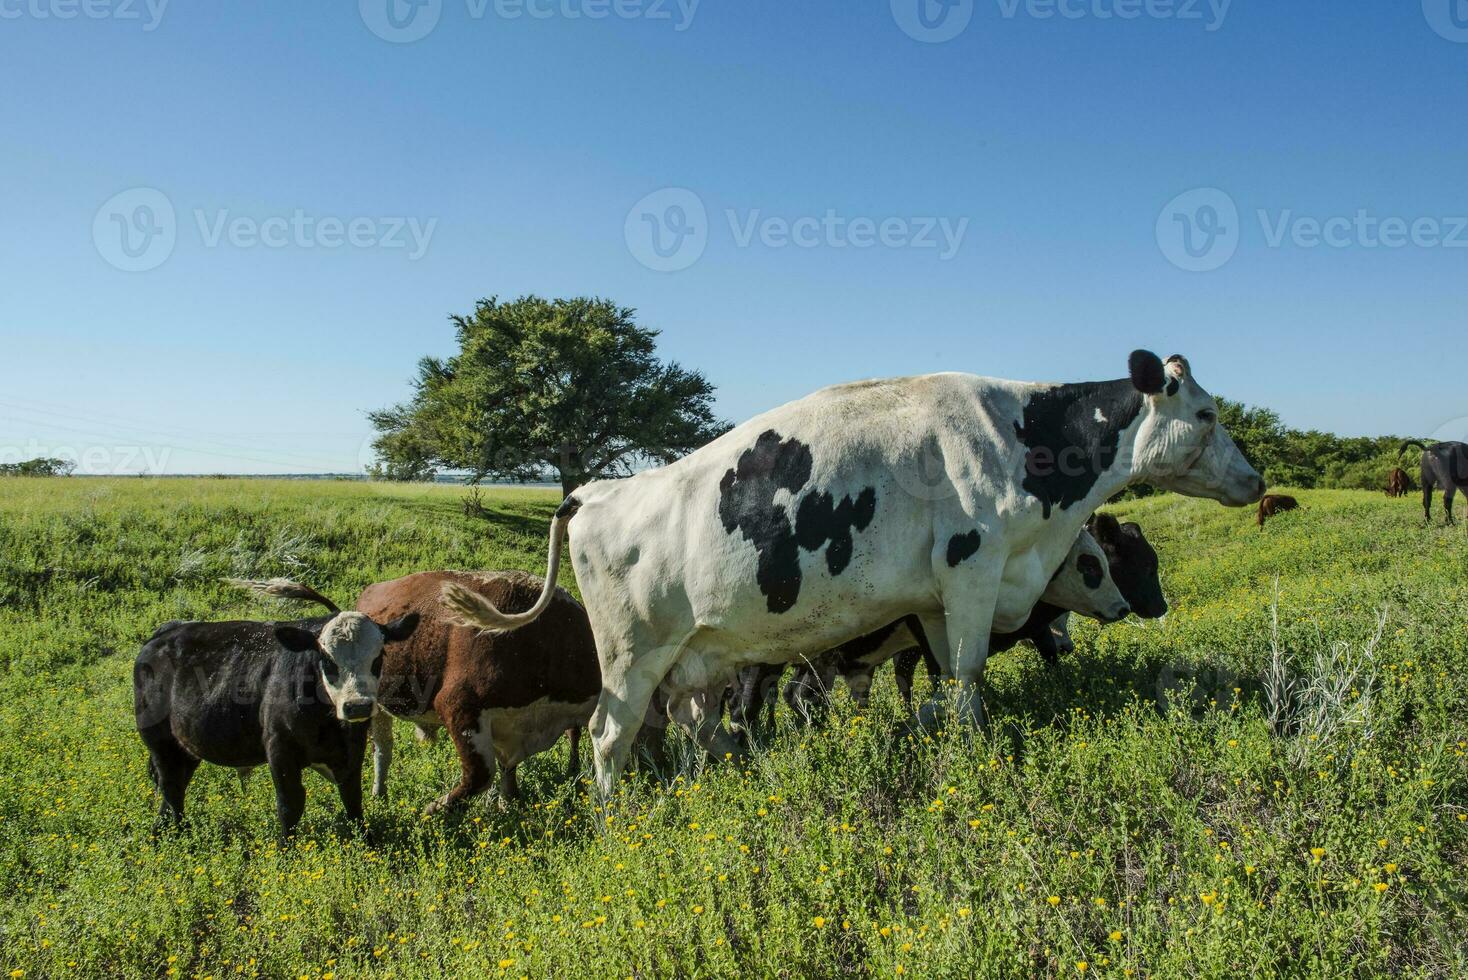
[589,635,684,799]
[1444,485,1457,525]
[426,707,496,815]
[893,649,921,713]
[1422,471,1436,522]
[563,727,582,785]
[370,708,394,800]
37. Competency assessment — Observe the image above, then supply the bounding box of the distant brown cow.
[1386,467,1410,498]
[236,572,600,813]
[1257,493,1300,525]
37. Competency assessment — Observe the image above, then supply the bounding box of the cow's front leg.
[267,754,308,837]
[333,761,365,827]
[924,556,1002,730]
[369,708,394,800]
[945,601,997,729]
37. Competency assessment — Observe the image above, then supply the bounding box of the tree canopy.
[1215,397,1420,492]
[368,296,729,494]
[0,457,75,477]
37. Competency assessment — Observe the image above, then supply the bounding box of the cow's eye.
[1197,409,1217,423]
[320,659,340,682]
[371,655,384,677]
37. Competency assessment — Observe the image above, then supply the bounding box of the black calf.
[134,610,417,835]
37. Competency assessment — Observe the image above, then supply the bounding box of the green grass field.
[1,478,1465,978]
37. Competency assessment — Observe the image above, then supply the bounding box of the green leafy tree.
[0,457,75,477]
[369,296,730,495]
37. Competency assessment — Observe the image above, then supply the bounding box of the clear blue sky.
[4,0,1467,474]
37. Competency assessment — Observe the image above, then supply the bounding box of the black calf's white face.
[1040,531,1131,624]
[276,612,418,722]
[1128,352,1265,507]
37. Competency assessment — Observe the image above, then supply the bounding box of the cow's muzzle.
[341,700,374,723]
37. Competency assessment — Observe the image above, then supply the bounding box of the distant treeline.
[1216,398,1419,491]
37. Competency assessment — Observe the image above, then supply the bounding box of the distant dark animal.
[1385,467,1410,498]
[1400,440,1468,524]
[133,583,419,835]
[241,573,601,814]
[1256,494,1300,526]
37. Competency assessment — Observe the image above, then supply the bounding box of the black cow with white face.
[133,583,418,835]
[1401,440,1468,524]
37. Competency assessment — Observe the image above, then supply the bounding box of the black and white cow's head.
[1041,529,1131,624]
[275,612,419,722]
[1127,350,1265,507]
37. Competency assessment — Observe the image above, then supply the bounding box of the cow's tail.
[442,495,579,633]
[1399,440,1429,458]
[223,577,341,614]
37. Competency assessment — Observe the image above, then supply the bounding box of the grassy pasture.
[0,478,1465,978]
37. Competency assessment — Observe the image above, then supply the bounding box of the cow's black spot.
[1165,377,1180,397]
[719,430,878,613]
[1013,380,1143,518]
[946,530,981,567]
[795,486,877,575]
[718,430,814,613]
[1077,553,1104,589]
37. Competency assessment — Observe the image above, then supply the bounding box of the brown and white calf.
[234,571,599,813]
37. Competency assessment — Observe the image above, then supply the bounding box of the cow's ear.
[382,612,420,643]
[274,625,320,654]
[1128,350,1166,395]
[1088,511,1121,542]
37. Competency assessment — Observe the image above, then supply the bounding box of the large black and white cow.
[445,350,1264,796]
[134,590,419,834]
